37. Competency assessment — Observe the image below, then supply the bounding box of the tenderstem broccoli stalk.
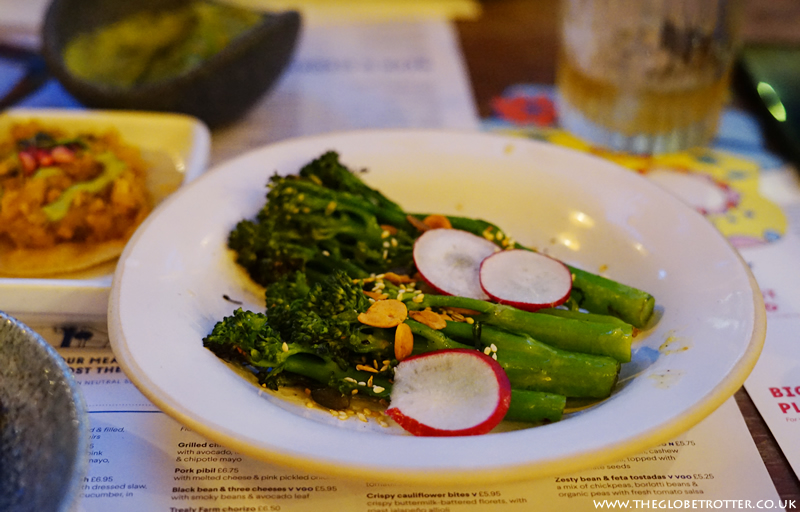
[282,354,393,399]
[506,390,566,423]
[409,214,656,329]
[440,320,619,398]
[405,293,634,363]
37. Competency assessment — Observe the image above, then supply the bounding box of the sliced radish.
[386,348,511,436]
[413,228,498,300]
[479,249,572,312]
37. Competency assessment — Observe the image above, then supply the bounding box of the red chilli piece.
[51,145,76,164]
[35,148,54,167]
[18,150,38,175]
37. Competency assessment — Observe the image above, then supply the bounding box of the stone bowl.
[40,0,301,128]
[0,311,89,512]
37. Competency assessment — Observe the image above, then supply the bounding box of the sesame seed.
[367,376,374,387]
[344,377,357,383]
[412,294,425,303]
[372,386,385,393]
[490,343,498,353]
[391,238,398,247]
[356,364,379,373]
[357,413,368,422]
[396,292,404,301]
[305,401,314,408]
[382,241,390,248]
[466,317,474,324]
[322,250,330,256]
[492,354,497,360]
[351,389,359,395]
[382,250,388,260]
[483,347,492,355]
[358,381,366,386]
[381,230,390,239]
[281,342,289,352]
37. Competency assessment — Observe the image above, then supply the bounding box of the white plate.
[0,108,210,321]
[108,130,765,484]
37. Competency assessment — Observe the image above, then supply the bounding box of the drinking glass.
[556,0,743,154]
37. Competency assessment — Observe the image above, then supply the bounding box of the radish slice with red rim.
[413,228,498,300]
[386,348,511,436]
[479,249,572,312]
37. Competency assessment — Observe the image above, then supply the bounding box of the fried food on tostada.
[0,121,151,277]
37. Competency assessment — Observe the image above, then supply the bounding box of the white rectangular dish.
[0,108,210,322]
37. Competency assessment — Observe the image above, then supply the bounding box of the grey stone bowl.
[40,0,301,128]
[0,312,89,512]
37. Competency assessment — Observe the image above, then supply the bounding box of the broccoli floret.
[202,308,315,388]
[228,153,417,287]
[265,270,393,367]
[205,271,395,394]
[298,150,406,220]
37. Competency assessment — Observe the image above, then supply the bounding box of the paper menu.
[742,175,800,479]
[210,19,480,165]
[59,347,787,512]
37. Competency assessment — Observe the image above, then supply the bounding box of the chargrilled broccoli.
[201,307,310,384]
[229,151,416,287]
[205,151,662,424]
[203,270,394,397]
[298,150,406,220]
[265,270,394,366]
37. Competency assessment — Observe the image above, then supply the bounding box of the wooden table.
[456,0,800,504]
